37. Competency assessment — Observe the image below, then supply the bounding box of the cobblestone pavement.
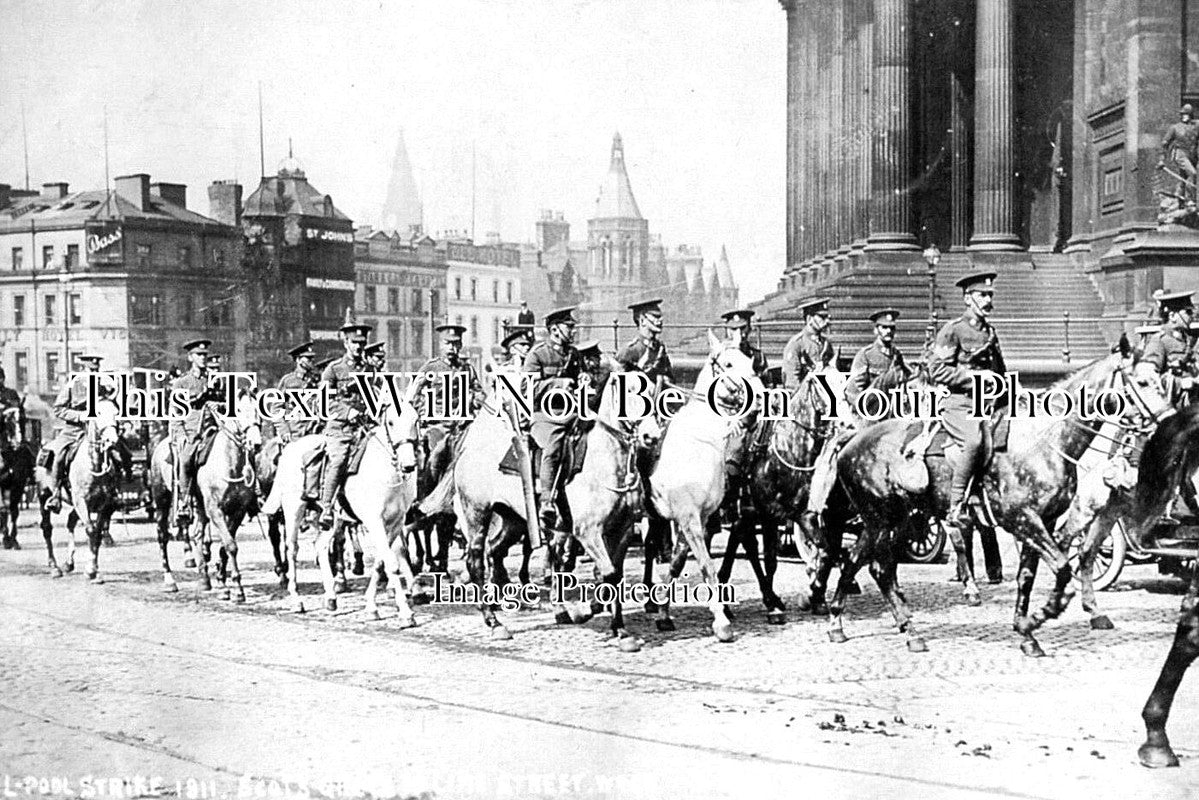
[2,510,1199,799]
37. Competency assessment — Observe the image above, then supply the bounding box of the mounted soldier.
[617,298,673,389]
[524,306,582,531]
[171,339,222,526]
[846,308,912,409]
[929,271,1007,533]
[501,325,534,367]
[782,297,835,391]
[1134,290,1196,406]
[313,316,373,530]
[275,341,321,447]
[42,354,109,513]
[721,309,769,380]
[411,323,484,488]
[0,367,25,455]
[804,308,913,532]
[364,340,387,373]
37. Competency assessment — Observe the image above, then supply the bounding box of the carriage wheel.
[1088,519,1127,593]
[904,518,947,564]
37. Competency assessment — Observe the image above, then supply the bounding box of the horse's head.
[700,330,766,416]
[231,389,263,449]
[379,399,420,473]
[1058,350,1173,428]
[89,398,120,450]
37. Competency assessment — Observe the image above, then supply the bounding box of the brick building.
[0,176,244,396]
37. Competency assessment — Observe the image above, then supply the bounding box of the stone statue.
[1159,104,1199,208]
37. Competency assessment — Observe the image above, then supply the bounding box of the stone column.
[969,0,1021,251]
[950,72,969,249]
[800,0,816,265]
[867,0,918,250]
[782,1,799,271]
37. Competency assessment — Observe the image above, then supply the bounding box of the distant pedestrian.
[517,301,535,327]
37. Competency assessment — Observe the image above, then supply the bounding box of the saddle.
[899,420,1002,522]
[345,428,372,477]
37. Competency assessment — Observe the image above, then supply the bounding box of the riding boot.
[46,455,65,513]
[302,457,323,508]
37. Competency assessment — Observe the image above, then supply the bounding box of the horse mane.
[1133,404,1199,528]
[1044,352,1115,394]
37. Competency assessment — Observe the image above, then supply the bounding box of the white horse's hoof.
[396,614,417,630]
[712,622,735,643]
[365,607,382,621]
[162,581,178,594]
[964,592,982,607]
[88,574,103,585]
[569,603,594,624]
[49,567,63,579]
[491,625,513,640]
[293,600,307,614]
[63,562,75,574]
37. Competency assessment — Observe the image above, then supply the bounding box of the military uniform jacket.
[169,369,217,438]
[1138,323,1194,377]
[53,373,94,428]
[929,315,1006,395]
[321,354,368,430]
[616,336,674,382]
[413,356,484,422]
[275,367,321,440]
[523,341,581,424]
[782,328,833,388]
[847,342,910,404]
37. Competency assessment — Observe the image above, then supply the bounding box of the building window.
[411,320,424,356]
[45,352,59,390]
[68,293,81,325]
[11,247,22,270]
[131,293,163,325]
[410,288,422,313]
[44,295,56,326]
[455,315,464,329]
[506,281,513,304]
[136,243,151,268]
[65,244,79,270]
[470,278,477,301]
[492,280,499,303]
[492,317,499,344]
[454,277,462,300]
[178,246,192,268]
[13,352,27,389]
[213,248,226,268]
[470,315,478,343]
[42,245,53,269]
[387,288,399,314]
[364,285,377,313]
[69,351,82,373]
[179,293,194,325]
[13,295,24,327]
[388,321,401,355]
[430,290,440,316]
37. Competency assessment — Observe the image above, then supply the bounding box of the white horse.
[262,400,421,622]
[38,397,122,583]
[648,331,767,641]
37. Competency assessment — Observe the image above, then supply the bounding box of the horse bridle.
[370,406,419,474]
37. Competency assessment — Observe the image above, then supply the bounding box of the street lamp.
[922,244,941,351]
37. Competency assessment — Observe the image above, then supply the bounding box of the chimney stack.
[41,182,69,199]
[150,182,187,209]
[114,173,151,211]
[0,184,10,210]
[207,181,243,228]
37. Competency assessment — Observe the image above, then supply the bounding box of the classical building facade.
[520,135,739,348]
[353,227,447,372]
[443,235,522,367]
[0,176,244,396]
[771,0,1199,365]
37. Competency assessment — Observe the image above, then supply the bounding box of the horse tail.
[1133,406,1199,533]
[261,456,284,516]
[417,469,455,517]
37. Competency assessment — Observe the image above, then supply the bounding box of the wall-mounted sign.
[86,224,123,256]
[304,228,354,244]
[305,277,355,291]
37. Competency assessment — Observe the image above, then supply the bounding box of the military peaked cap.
[721,309,755,329]
[798,297,830,316]
[956,271,997,292]
[182,339,212,354]
[1158,290,1195,313]
[869,308,900,325]
[288,341,316,359]
[628,298,663,319]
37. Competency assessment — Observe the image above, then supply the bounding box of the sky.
[0,0,786,302]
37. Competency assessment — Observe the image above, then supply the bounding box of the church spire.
[593,131,642,220]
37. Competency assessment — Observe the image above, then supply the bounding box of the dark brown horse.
[1127,404,1199,768]
[0,407,34,550]
[824,351,1170,654]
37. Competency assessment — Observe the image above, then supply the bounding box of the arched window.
[601,238,612,276]
[623,237,635,275]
